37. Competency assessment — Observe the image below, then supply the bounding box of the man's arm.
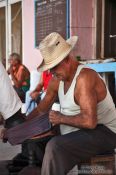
[30,75,43,99]
[49,69,101,129]
[27,77,60,120]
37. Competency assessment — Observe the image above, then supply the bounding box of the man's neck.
[67,59,80,82]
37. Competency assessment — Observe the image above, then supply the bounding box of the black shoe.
[8,166,24,175]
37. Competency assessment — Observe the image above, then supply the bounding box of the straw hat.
[38,32,78,71]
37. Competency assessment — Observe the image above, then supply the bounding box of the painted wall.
[22,0,42,71]
[22,0,96,71]
[70,0,95,60]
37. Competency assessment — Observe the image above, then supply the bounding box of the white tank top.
[58,65,116,135]
[0,62,22,120]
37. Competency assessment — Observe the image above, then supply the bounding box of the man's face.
[9,57,18,66]
[8,57,13,65]
[50,58,68,81]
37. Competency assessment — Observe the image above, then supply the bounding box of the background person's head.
[9,53,21,66]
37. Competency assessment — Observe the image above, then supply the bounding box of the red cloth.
[43,71,52,91]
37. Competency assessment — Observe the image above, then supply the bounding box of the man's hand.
[49,110,63,126]
[0,128,6,140]
[8,65,14,75]
[30,91,40,100]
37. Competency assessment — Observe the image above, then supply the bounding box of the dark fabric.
[22,135,53,166]
[3,109,25,143]
[21,78,30,92]
[4,113,52,145]
[41,124,116,175]
[4,110,29,171]
[4,109,25,129]
[14,86,26,103]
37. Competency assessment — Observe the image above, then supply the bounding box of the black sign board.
[35,0,70,46]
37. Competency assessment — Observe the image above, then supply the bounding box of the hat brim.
[38,36,78,72]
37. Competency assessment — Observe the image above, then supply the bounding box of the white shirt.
[58,65,116,135]
[29,70,41,92]
[0,62,22,120]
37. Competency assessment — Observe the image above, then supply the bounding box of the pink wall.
[22,0,42,71]
[22,0,95,71]
[71,0,94,60]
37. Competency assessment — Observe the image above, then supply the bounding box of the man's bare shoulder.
[47,76,60,91]
[76,68,98,88]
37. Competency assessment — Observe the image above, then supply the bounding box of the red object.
[43,71,52,91]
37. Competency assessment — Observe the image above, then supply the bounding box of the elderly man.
[26,32,116,175]
[8,53,30,102]
[1,33,115,174]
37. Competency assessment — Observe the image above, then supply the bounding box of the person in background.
[7,53,30,102]
[0,61,41,173]
[0,61,28,170]
[23,69,42,115]
[0,61,25,134]
[26,32,116,175]
[25,70,52,115]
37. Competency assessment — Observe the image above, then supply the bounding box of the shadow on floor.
[0,161,9,175]
[0,161,42,175]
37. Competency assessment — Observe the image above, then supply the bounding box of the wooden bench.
[78,151,116,175]
[9,150,116,175]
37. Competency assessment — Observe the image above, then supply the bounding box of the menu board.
[35,0,69,46]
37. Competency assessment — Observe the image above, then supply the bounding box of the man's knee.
[45,136,59,154]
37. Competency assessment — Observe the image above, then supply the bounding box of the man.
[8,53,30,102]
[0,61,25,133]
[0,61,29,171]
[27,32,116,175]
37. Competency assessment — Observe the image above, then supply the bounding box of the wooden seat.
[78,150,116,175]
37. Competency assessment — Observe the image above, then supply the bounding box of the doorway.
[11,2,22,57]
